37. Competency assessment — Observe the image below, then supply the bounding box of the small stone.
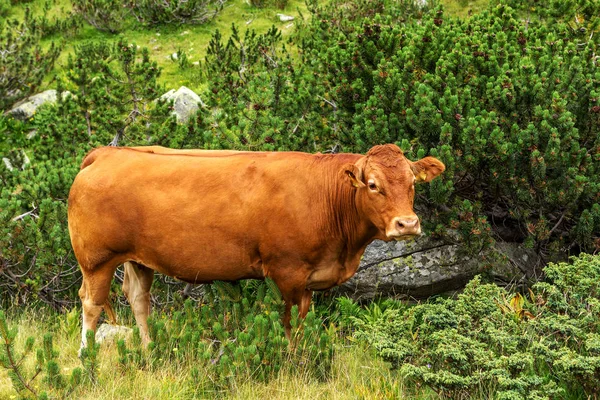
[180,30,190,35]
[277,14,294,22]
[95,324,132,345]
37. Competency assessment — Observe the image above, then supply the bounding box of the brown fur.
[69,144,444,346]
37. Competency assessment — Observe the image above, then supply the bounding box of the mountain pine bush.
[0,11,61,110]
[130,0,225,26]
[293,0,600,257]
[344,253,600,399]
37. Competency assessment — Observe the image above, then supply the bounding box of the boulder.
[7,90,71,120]
[338,235,540,300]
[159,86,205,124]
[95,324,132,345]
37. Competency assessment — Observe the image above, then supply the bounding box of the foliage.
[168,23,336,151]
[294,0,600,256]
[0,310,82,399]
[71,0,127,33]
[248,0,288,9]
[130,0,225,26]
[345,253,600,399]
[0,0,10,18]
[117,279,334,393]
[0,11,61,111]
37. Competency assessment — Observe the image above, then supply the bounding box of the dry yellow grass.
[0,309,435,399]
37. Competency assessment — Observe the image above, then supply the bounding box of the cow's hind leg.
[122,261,154,346]
[79,262,118,353]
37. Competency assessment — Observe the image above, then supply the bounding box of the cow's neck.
[321,161,378,270]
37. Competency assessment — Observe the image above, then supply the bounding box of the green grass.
[4,0,491,93]
[441,0,490,17]
[5,0,310,92]
[0,307,438,399]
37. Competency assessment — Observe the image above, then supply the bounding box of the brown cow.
[68,144,444,350]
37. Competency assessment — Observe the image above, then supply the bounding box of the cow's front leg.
[277,286,313,338]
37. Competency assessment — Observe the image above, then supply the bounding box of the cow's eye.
[368,181,377,191]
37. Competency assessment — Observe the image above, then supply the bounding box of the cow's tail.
[103,300,118,325]
[80,147,107,170]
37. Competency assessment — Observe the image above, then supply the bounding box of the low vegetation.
[3,254,600,398]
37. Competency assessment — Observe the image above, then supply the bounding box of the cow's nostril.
[397,220,405,230]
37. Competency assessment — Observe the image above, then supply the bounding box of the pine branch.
[0,312,38,397]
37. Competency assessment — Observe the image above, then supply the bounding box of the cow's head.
[342,144,445,241]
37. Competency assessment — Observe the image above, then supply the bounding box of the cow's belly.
[128,228,265,283]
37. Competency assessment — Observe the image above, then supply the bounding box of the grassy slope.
[0,310,438,399]
[6,0,310,93]
[5,0,490,93]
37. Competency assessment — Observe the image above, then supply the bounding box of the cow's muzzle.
[387,216,421,240]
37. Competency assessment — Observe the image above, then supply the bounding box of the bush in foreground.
[343,253,600,399]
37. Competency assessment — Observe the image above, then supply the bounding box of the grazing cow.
[68,144,444,349]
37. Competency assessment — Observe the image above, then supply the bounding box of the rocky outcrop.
[7,90,71,120]
[159,86,205,123]
[338,235,541,300]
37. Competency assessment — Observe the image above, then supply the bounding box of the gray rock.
[7,90,72,120]
[95,324,132,345]
[159,86,205,124]
[338,235,539,300]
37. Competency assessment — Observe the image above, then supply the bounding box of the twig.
[12,208,38,221]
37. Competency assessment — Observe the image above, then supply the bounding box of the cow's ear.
[410,156,446,183]
[342,163,365,188]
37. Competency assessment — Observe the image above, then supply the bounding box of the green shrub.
[248,0,288,9]
[71,0,127,33]
[295,0,600,257]
[130,0,224,26]
[0,13,61,111]
[0,0,10,18]
[118,279,334,393]
[347,254,600,399]
[0,311,82,399]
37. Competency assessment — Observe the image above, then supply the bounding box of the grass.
[5,0,310,93]
[0,307,438,399]
[3,0,491,93]
[441,0,490,17]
